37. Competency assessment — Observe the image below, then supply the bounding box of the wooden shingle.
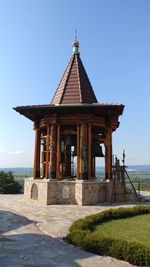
[51,51,98,105]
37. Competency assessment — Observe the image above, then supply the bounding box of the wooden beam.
[33,128,41,178]
[39,114,108,128]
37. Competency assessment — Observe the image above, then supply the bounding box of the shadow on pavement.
[0,209,98,267]
[0,209,33,233]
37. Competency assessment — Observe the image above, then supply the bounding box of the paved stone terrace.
[0,194,139,267]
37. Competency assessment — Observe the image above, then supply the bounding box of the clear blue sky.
[0,0,150,167]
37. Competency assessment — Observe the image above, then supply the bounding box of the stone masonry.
[24,178,138,206]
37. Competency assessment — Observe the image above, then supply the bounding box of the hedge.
[66,206,150,266]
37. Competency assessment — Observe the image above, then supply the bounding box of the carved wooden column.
[33,127,41,178]
[56,124,61,179]
[88,124,92,180]
[45,125,50,179]
[77,125,80,179]
[49,124,57,179]
[79,124,88,180]
[105,127,112,180]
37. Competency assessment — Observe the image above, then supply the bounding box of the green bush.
[66,206,150,266]
[0,171,22,194]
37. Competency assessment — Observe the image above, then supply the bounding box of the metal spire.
[72,30,79,54]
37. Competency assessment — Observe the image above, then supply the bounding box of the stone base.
[24,178,138,206]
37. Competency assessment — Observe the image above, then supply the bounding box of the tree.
[0,171,22,194]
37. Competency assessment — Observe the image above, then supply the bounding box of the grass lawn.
[94,214,150,247]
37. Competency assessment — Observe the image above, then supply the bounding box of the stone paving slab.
[0,194,137,238]
[0,194,137,267]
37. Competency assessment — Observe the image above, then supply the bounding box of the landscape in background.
[0,165,150,191]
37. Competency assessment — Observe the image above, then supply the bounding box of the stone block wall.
[24,178,48,205]
[24,178,138,206]
[47,181,76,204]
[76,181,108,205]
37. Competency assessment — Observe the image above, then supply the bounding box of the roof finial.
[72,30,79,54]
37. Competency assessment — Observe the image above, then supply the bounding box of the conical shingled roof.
[51,40,98,105]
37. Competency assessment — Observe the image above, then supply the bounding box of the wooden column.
[33,127,41,178]
[105,128,112,180]
[88,124,92,180]
[77,125,80,179]
[49,124,57,179]
[41,139,46,178]
[45,125,50,179]
[56,124,61,179]
[79,124,88,180]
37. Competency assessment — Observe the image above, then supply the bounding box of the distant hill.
[127,165,150,172]
[0,167,33,176]
[0,165,150,175]
[0,165,150,188]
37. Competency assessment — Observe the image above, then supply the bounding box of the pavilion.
[14,39,128,205]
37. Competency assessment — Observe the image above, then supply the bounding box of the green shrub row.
[69,205,150,232]
[66,205,150,266]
